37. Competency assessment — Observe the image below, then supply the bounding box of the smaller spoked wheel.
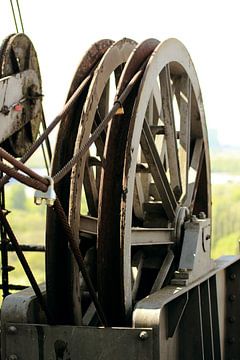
[0,33,43,157]
[98,38,211,326]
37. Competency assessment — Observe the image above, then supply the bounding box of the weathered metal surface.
[1,35,237,360]
[0,33,43,156]
[98,39,160,326]
[133,256,240,359]
[3,324,153,360]
[1,284,47,325]
[46,38,137,326]
[0,69,41,143]
[97,38,211,327]
[171,217,214,285]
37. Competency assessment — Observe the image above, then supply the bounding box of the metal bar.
[0,244,45,252]
[178,76,191,202]
[151,249,174,293]
[160,65,182,198]
[141,118,177,220]
[79,215,97,235]
[184,138,203,208]
[131,228,174,246]
[83,153,98,217]
[0,284,26,290]
[54,198,107,326]
[0,207,51,321]
[0,185,10,297]
[132,251,144,302]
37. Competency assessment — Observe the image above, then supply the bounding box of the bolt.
[229,294,236,302]
[139,331,149,341]
[8,355,18,360]
[1,105,10,115]
[191,215,198,223]
[229,273,237,280]
[228,316,236,324]
[7,326,17,335]
[228,336,236,344]
[198,212,206,219]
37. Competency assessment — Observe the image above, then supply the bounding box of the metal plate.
[4,324,153,360]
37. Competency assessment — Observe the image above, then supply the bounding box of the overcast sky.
[0,0,239,146]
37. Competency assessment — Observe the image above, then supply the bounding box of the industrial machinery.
[0,34,239,359]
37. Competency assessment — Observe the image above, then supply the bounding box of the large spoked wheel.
[46,39,113,325]
[46,38,136,325]
[0,33,43,157]
[98,38,211,326]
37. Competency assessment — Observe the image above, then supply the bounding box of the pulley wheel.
[0,33,43,157]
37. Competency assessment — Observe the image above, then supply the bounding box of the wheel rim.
[98,38,211,326]
[46,38,136,325]
[69,38,136,325]
[46,39,113,325]
[98,39,160,325]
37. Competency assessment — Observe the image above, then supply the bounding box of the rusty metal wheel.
[0,33,43,157]
[46,38,136,325]
[46,39,113,325]
[98,38,211,326]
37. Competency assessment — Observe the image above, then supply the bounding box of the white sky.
[0,0,239,146]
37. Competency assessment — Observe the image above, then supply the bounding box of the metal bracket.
[34,177,56,207]
[171,217,215,286]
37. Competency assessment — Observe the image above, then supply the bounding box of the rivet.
[229,273,237,280]
[229,294,236,302]
[139,331,149,341]
[7,326,17,335]
[198,212,206,219]
[228,336,236,344]
[8,355,18,360]
[228,316,236,323]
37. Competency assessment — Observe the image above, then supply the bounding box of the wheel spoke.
[184,138,204,209]
[141,118,177,221]
[175,75,191,201]
[160,65,181,198]
[150,249,174,293]
[83,152,98,217]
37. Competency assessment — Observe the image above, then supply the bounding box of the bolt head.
[7,326,17,334]
[228,336,236,344]
[228,316,236,323]
[8,355,18,360]
[229,273,237,280]
[229,294,236,302]
[198,212,206,219]
[139,331,149,340]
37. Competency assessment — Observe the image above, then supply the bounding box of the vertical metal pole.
[0,172,10,298]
